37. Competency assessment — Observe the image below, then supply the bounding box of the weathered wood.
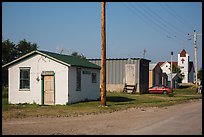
[44,76,54,105]
[101,2,106,106]
[123,83,137,94]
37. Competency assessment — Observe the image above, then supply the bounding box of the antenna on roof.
[56,45,69,55]
[59,48,64,54]
[143,48,147,58]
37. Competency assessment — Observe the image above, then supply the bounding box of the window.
[20,68,30,90]
[76,68,81,91]
[92,73,97,83]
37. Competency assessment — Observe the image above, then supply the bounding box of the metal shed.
[88,58,150,94]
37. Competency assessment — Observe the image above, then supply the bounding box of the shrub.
[168,93,174,97]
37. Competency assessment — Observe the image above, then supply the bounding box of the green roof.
[39,50,101,69]
[2,50,101,69]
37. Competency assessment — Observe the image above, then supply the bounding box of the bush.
[168,93,174,97]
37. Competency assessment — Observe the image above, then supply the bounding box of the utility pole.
[170,51,173,89]
[188,30,202,91]
[193,30,198,89]
[101,2,106,106]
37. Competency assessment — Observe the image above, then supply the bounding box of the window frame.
[76,68,81,91]
[92,73,97,83]
[19,67,31,91]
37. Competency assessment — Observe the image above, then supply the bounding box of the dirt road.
[2,99,202,135]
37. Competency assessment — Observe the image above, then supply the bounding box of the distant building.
[162,73,168,87]
[158,49,194,84]
[89,58,150,94]
[149,63,162,87]
[167,73,179,89]
[177,49,194,83]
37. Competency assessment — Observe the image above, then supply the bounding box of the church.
[158,49,195,84]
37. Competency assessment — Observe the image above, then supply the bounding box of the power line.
[159,3,194,30]
[138,3,187,37]
[122,3,164,36]
[124,2,185,43]
[126,3,171,37]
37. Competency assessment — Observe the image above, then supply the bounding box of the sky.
[2,2,202,70]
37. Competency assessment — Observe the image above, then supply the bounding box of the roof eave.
[2,50,72,68]
[2,50,100,69]
[36,50,71,67]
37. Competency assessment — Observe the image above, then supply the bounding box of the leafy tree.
[2,39,38,65]
[71,51,86,59]
[16,39,38,58]
[2,39,17,65]
[2,39,38,86]
[172,65,184,83]
[2,39,17,86]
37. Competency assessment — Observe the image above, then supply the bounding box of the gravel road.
[2,99,202,135]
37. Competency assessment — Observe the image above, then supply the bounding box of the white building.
[2,50,101,105]
[167,73,179,89]
[177,49,194,83]
[158,49,194,84]
[149,63,162,87]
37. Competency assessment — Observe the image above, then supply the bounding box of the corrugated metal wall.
[89,58,143,84]
[89,58,150,94]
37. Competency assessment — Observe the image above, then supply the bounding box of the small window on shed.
[92,73,97,83]
[76,68,81,91]
[19,67,30,90]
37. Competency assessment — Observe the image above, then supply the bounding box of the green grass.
[2,86,202,119]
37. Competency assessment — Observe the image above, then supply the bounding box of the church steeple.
[180,49,187,57]
[178,49,189,83]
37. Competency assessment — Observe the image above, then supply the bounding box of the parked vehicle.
[148,85,172,94]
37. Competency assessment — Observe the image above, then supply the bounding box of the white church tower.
[178,49,189,83]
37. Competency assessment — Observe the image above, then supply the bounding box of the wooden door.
[44,75,54,105]
[125,64,136,85]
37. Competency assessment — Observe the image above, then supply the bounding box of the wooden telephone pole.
[101,2,106,106]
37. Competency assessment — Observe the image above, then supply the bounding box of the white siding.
[178,53,189,83]
[161,62,171,75]
[8,54,68,105]
[68,67,100,104]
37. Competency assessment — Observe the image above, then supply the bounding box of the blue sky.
[2,2,202,69]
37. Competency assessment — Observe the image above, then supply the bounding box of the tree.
[172,65,184,83]
[2,39,38,65]
[2,39,17,65]
[2,39,17,86]
[71,51,86,59]
[16,39,38,58]
[2,39,38,86]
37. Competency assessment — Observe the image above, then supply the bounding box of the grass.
[2,86,202,119]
